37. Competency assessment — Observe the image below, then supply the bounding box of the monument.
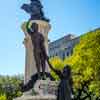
[14,0,73,100]
[14,0,57,100]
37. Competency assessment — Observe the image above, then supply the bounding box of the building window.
[71,49,73,55]
[67,52,69,56]
[55,53,57,56]
[62,52,65,60]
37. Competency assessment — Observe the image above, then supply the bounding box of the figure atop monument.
[21,0,49,22]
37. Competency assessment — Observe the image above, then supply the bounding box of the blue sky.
[0,0,100,75]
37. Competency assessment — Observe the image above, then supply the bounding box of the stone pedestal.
[34,79,59,95]
[14,95,56,100]
[14,79,58,100]
[21,20,51,84]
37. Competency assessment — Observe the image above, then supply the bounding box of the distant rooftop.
[49,34,76,45]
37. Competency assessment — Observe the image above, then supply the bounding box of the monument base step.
[14,95,56,100]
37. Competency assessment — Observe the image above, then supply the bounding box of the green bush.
[0,75,23,99]
[0,94,7,100]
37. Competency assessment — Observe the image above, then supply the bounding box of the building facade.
[48,34,80,59]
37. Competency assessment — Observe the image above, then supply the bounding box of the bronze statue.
[47,58,73,100]
[21,0,49,22]
[26,22,47,79]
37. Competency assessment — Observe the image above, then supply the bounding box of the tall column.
[21,20,51,84]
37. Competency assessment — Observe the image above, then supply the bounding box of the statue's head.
[31,22,38,32]
[62,65,71,78]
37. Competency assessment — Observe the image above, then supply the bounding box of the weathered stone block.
[14,95,56,100]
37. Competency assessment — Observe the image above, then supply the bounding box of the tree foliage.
[64,28,100,97]
[0,94,6,100]
[0,75,23,100]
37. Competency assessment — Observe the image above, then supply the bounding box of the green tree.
[0,74,23,100]
[64,28,100,98]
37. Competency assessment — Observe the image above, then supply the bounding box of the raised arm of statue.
[47,59,61,77]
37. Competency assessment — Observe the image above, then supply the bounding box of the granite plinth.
[34,79,59,95]
[14,95,56,100]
